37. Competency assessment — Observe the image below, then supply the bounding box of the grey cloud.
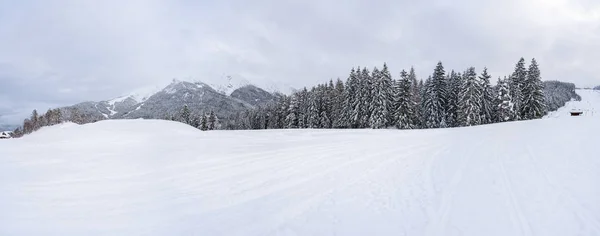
[1,0,600,125]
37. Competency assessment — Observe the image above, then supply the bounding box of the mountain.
[231,85,277,107]
[58,79,277,123]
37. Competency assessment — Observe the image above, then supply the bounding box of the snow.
[210,74,251,95]
[111,81,171,104]
[1,91,600,235]
[107,95,131,106]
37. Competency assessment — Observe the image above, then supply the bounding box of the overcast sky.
[1,0,600,125]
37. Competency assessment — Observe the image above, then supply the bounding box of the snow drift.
[1,91,599,235]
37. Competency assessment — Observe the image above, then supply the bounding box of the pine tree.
[479,68,494,124]
[369,66,390,129]
[422,77,439,128]
[510,58,527,120]
[458,67,482,126]
[54,109,63,124]
[31,110,39,130]
[394,70,417,129]
[208,111,216,130]
[332,78,346,128]
[180,105,191,125]
[360,67,373,128]
[285,93,300,128]
[298,87,309,128]
[496,77,515,122]
[409,68,423,128]
[446,71,461,127]
[417,79,426,128]
[307,88,320,128]
[429,62,448,128]
[200,114,208,131]
[344,68,360,128]
[522,58,546,119]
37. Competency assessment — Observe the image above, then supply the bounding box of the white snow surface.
[1,91,600,235]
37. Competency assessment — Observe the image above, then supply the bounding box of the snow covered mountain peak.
[209,75,251,96]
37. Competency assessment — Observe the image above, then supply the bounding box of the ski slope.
[1,91,599,235]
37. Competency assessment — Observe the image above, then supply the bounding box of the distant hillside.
[57,79,277,125]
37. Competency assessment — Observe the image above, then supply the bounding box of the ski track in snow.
[1,90,600,235]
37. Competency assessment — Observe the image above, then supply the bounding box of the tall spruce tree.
[343,68,358,128]
[417,79,426,128]
[409,67,423,128]
[394,70,417,129]
[479,68,494,124]
[510,58,527,120]
[431,62,448,127]
[332,78,346,128]
[459,67,482,126]
[369,65,392,128]
[522,58,546,119]
[349,67,363,128]
[496,77,515,121]
[360,67,373,128]
[446,71,461,127]
[422,77,439,128]
[285,93,300,128]
[307,88,320,128]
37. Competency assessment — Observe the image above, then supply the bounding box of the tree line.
[163,105,221,131]
[11,57,580,136]
[224,58,578,130]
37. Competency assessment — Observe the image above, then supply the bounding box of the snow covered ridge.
[1,107,600,235]
[55,79,277,122]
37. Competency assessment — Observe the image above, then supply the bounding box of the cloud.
[1,0,599,124]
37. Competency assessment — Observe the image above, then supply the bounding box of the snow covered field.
[1,90,599,236]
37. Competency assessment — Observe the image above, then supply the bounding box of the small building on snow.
[570,109,584,116]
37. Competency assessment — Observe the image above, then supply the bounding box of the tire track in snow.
[425,139,485,236]
[498,149,533,236]
[525,146,600,234]
[421,145,452,236]
[260,142,445,235]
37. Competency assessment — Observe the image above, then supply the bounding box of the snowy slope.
[1,92,599,235]
[545,89,599,118]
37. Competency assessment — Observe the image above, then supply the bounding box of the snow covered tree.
[285,93,300,128]
[179,105,191,125]
[427,62,448,128]
[31,110,39,130]
[479,68,494,124]
[409,69,423,128]
[344,68,360,128]
[446,71,461,127]
[394,69,417,129]
[200,114,208,131]
[307,88,320,128]
[208,111,217,130]
[496,77,515,122]
[360,67,373,128]
[297,87,310,128]
[332,78,346,128]
[369,64,392,129]
[422,77,439,128]
[510,58,527,120]
[521,58,546,119]
[458,67,482,126]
